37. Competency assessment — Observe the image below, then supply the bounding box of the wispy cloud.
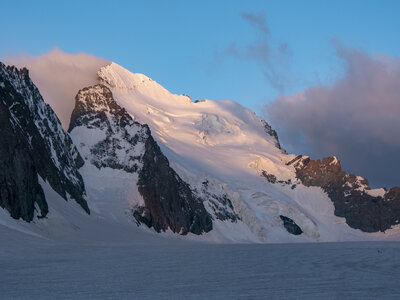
[215,11,291,92]
[265,43,400,188]
[240,12,270,35]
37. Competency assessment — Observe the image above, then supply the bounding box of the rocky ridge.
[0,62,89,221]
[69,84,213,235]
[288,156,400,232]
[261,119,283,150]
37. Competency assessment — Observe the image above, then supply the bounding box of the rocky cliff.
[68,84,212,235]
[0,62,89,221]
[289,156,400,232]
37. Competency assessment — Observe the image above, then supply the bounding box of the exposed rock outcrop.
[0,101,47,220]
[280,215,303,235]
[136,130,213,234]
[69,84,212,235]
[261,119,283,151]
[289,156,400,232]
[197,180,240,222]
[69,85,146,173]
[0,62,89,221]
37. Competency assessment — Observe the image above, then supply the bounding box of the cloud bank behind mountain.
[265,45,400,188]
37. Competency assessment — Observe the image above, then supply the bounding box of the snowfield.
[1,225,400,299]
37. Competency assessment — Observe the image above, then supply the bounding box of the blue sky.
[1,0,399,113]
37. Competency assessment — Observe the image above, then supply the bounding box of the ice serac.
[289,156,400,232]
[68,84,212,235]
[0,62,89,221]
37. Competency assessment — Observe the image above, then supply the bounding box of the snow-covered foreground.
[1,224,399,300]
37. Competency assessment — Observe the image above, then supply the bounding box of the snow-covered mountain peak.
[98,62,193,106]
[97,62,282,152]
[94,62,288,184]
[98,62,152,90]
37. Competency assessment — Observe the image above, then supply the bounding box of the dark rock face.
[69,85,132,132]
[261,171,277,184]
[261,170,295,188]
[279,215,303,235]
[0,62,89,221]
[0,102,47,220]
[69,84,212,235]
[136,129,213,234]
[260,119,283,151]
[289,156,400,232]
